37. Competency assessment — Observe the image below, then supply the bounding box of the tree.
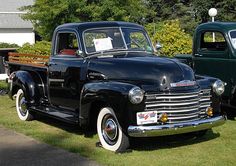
[147,0,199,34]
[21,0,154,40]
[21,0,87,40]
[147,0,236,34]
[22,0,236,41]
[215,0,236,21]
[152,20,192,56]
[192,0,215,23]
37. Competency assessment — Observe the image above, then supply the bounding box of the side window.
[200,31,227,52]
[55,32,79,56]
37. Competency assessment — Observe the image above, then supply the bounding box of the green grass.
[0,81,8,90]
[0,94,235,166]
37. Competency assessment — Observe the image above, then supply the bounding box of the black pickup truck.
[7,21,226,152]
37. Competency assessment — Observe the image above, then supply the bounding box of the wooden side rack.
[8,52,49,67]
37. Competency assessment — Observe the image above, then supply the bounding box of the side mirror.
[76,49,85,58]
[155,42,162,50]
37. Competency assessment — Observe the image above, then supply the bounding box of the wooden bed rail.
[8,52,49,67]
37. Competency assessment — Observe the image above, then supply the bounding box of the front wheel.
[16,89,34,121]
[97,107,129,152]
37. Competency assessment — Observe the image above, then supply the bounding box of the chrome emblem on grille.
[170,80,196,87]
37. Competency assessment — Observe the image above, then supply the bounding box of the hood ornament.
[170,80,196,88]
[160,76,168,91]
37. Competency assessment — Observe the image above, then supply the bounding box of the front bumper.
[128,115,226,137]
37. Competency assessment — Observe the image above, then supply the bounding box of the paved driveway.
[0,126,100,166]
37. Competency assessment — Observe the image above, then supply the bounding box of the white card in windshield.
[93,37,113,52]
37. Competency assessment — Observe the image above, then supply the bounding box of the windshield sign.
[229,30,236,49]
[83,27,153,54]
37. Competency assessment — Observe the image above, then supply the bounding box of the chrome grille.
[199,89,212,118]
[145,89,212,124]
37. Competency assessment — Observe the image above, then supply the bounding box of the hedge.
[17,41,51,56]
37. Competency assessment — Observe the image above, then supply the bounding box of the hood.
[87,53,195,91]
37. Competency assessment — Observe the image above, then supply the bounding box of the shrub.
[17,41,51,56]
[0,42,19,48]
[151,20,192,57]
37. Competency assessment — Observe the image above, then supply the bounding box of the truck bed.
[7,52,49,90]
[8,52,49,67]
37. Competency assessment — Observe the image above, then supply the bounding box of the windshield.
[83,27,153,54]
[229,30,236,49]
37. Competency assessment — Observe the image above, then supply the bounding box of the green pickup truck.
[176,22,236,117]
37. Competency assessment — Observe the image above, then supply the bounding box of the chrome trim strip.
[145,108,199,113]
[146,92,200,97]
[48,78,64,82]
[200,97,212,101]
[128,115,226,137]
[168,118,202,124]
[145,101,199,108]
[145,105,199,111]
[146,94,199,99]
[200,104,211,107]
[167,114,199,120]
[145,98,200,104]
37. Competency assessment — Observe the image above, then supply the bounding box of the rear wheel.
[97,107,129,152]
[16,89,34,121]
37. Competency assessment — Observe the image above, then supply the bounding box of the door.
[48,31,86,110]
[194,30,231,96]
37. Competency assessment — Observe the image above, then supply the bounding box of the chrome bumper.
[128,115,226,137]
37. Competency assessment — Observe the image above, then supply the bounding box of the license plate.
[136,111,157,125]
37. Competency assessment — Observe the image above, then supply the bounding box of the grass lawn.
[0,80,7,90]
[0,81,235,166]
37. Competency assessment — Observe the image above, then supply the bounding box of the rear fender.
[10,71,42,104]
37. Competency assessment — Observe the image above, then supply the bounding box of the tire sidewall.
[16,89,30,121]
[97,107,127,152]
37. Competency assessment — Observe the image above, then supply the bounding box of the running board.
[30,106,79,125]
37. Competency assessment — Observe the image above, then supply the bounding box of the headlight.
[129,87,144,104]
[213,80,225,96]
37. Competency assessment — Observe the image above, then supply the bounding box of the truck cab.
[176,22,236,115]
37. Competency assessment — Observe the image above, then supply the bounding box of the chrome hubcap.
[102,115,118,145]
[104,119,117,140]
[19,93,27,116]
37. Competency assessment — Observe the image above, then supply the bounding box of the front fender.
[196,75,222,114]
[196,75,217,89]
[80,81,136,129]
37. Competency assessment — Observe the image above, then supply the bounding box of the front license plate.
[136,111,157,125]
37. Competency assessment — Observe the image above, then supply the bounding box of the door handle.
[195,54,203,57]
[47,62,57,66]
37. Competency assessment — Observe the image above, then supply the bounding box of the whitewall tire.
[97,107,129,152]
[16,89,34,121]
